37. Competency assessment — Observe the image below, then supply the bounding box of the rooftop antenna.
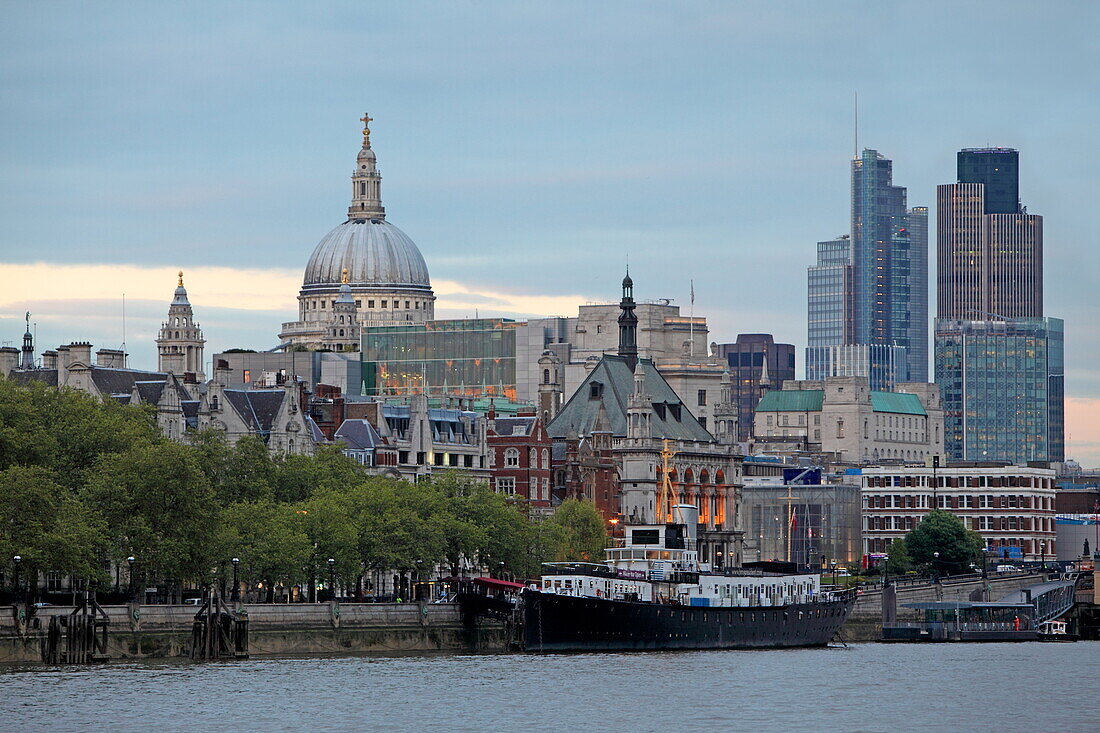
[689,279,695,357]
[121,292,127,368]
[853,91,859,158]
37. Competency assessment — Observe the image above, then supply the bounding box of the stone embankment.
[840,571,1045,641]
[1,602,504,664]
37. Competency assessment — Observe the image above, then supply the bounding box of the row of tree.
[879,509,986,576]
[0,379,607,600]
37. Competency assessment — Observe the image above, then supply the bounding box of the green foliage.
[885,538,912,574]
[541,499,608,563]
[0,465,107,582]
[220,499,314,591]
[905,509,984,575]
[83,442,219,584]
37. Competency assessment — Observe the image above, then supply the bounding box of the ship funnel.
[672,503,698,550]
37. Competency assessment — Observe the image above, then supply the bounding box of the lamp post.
[831,561,838,587]
[327,558,336,602]
[127,556,136,602]
[498,561,505,582]
[231,557,240,603]
[882,553,890,588]
[933,551,940,584]
[1039,541,1046,573]
[12,555,22,603]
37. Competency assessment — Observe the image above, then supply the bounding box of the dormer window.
[589,382,603,399]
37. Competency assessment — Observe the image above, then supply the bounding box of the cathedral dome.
[301,218,431,293]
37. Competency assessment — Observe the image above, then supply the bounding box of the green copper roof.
[870,391,926,415]
[755,389,926,416]
[755,390,824,412]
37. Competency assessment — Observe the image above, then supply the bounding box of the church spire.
[20,311,34,370]
[617,269,638,372]
[348,112,385,221]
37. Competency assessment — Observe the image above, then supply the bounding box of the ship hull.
[520,589,854,652]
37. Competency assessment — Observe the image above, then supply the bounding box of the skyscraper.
[807,149,927,387]
[935,147,1063,463]
[714,334,796,443]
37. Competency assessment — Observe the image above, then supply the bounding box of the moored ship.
[508,504,854,652]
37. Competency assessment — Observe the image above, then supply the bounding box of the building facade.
[934,147,1062,463]
[807,149,928,387]
[486,412,553,513]
[279,115,436,349]
[713,334,796,443]
[935,317,1064,464]
[860,463,1057,561]
[752,376,944,464]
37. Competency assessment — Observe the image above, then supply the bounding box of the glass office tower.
[934,317,1063,464]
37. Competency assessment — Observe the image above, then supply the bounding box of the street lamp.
[831,561,838,587]
[933,551,940,584]
[327,558,336,602]
[12,555,22,603]
[231,557,240,603]
[1039,541,1046,572]
[882,553,890,588]
[127,556,136,602]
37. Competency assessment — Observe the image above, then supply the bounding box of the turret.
[348,112,385,221]
[156,272,205,379]
[20,312,34,370]
[626,360,652,440]
[617,269,638,372]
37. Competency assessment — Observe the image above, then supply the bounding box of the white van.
[996,564,1018,572]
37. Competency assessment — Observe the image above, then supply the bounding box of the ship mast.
[659,439,675,523]
[783,483,800,563]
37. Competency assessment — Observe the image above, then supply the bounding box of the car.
[183,598,203,605]
[996,564,1018,572]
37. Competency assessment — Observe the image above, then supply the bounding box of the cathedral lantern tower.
[279,114,436,348]
[617,269,638,372]
[157,271,205,379]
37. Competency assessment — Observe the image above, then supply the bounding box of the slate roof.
[492,416,536,437]
[133,380,166,404]
[547,355,714,443]
[7,369,59,387]
[756,389,926,416]
[89,367,167,397]
[334,419,384,451]
[305,415,327,443]
[222,389,286,437]
[181,401,200,429]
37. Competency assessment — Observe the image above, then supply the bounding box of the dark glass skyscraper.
[714,334,795,443]
[807,149,928,387]
[935,147,1063,463]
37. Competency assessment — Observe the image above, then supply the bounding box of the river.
[2,643,1096,731]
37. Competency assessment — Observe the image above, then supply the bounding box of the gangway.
[997,579,1077,625]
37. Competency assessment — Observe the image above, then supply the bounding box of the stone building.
[752,376,944,465]
[279,114,435,349]
[157,271,205,379]
[548,273,745,568]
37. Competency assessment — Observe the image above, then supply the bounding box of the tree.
[274,445,365,503]
[905,509,983,576]
[542,499,607,564]
[83,442,220,595]
[220,500,314,601]
[220,435,277,504]
[0,465,107,585]
[884,537,912,574]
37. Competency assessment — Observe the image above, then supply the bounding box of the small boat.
[1037,620,1078,642]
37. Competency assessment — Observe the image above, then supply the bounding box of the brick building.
[486,411,553,513]
[860,463,1057,561]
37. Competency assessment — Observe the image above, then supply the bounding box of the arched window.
[530,448,538,468]
[543,369,550,384]
[542,448,549,469]
[504,448,520,468]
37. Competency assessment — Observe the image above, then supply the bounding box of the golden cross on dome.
[341,267,349,284]
[178,270,184,287]
[360,113,373,144]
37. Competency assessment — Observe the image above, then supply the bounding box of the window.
[504,448,520,467]
[381,300,387,308]
[836,418,845,438]
[530,448,538,468]
[355,300,361,308]
[697,390,707,406]
[589,382,603,399]
[542,449,550,469]
[767,415,773,426]
[495,477,516,495]
[368,300,375,308]
[405,301,410,309]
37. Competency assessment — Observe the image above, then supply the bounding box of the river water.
[3,643,1096,732]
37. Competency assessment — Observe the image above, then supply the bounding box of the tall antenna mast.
[853,91,859,158]
[122,293,127,367]
[688,280,695,357]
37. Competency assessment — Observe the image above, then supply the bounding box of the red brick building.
[487,412,553,513]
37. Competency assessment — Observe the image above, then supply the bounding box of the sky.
[1,1,1098,463]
